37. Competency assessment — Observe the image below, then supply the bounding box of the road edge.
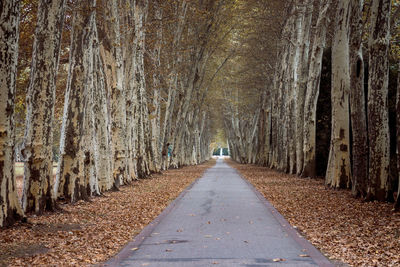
[230,163,335,267]
[101,171,208,266]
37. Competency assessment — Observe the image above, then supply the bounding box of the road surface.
[105,158,333,267]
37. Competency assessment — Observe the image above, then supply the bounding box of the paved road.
[106,158,333,267]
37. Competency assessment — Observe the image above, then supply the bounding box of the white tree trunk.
[103,0,130,186]
[55,0,97,202]
[149,1,162,172]
[134,0,152,177]
[22,0,66,214]
[295,0,313,175]
[325,0,351,189]
[92,22,113,193]
[0,0,24,227]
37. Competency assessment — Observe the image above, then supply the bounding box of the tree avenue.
[224,0,400,204]
[0,0,400,228]
[0,0,230,227]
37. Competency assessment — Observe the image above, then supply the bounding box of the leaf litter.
[0,159,215,266]
[228,159,400,266]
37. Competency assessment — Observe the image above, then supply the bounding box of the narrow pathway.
[106,158,333,266]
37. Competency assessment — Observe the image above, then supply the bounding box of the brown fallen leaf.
[272,258,286,262]
[299,254,309,257]
[165,249,173,252]
[131,247,139,251]
[227,158,400,267]
[1,160,216,267]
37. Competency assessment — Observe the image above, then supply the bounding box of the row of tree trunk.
[0,0,225,227]
[226,0,400,205]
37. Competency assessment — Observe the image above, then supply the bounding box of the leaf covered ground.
[0,159,215,266]
[228,159,400,267]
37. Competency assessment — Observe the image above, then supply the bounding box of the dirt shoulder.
[0,159,215,266]
[227,159,400,267]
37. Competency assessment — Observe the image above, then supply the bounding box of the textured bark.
[149,0,162,172]
[92,22,113,193]
[22,0,66,214]
[288,4,302,174]
[325,0,351,189]
[123,0,139,182]
[160,1,187,169]
[367,0,391,201]
[55,0,97,202]
[101,0,130,186]
[270,3,294,171]
[171,48,206,168]
[302,0,331,178]
[0,0,24,227]
[349,0,368,198]
[295,0,313,175]
[134,0,152,177]
[395,61,400,210]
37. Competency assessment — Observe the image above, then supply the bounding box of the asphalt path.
[105,158,333,267]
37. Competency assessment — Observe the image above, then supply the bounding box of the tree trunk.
[0,0,25,227]
[149,0,162,172]
[325,0,351,189]
[55,0,97,202]
[395,61,400,210]
[92,21,113,193]
[134,0,152,177]
[22,0,66,214]
[295,0,313,175]
[349,0,368,198]
[366,0,391,201]
[160,1,187,170]
[101,0,130,186]
[302,0,331,177]
[123,0,139,182]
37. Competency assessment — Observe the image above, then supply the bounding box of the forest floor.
[0,159,215,266]
[228,159,400,267]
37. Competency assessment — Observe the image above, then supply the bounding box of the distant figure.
[167,143,172,158]
[162,143,170,157]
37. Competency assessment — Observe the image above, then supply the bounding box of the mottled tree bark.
[101,0,130,186]
[122,0,139,182]
[325,0,351,189]
[295,0,313,175]
[55,0,97,202]
[134,0,152,177]
[92,21,113,194]
[366,0,391,201]
[22,0,66,214]
[0,0,24,227]
[150,1,162,172]
[160,1,187,170]
[349,0,368,198]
